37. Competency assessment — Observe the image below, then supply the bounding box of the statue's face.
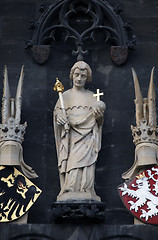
[72,68,87,88]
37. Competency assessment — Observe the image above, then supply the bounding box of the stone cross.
[93,89,104,101]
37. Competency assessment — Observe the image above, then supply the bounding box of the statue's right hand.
[56,114,68,126]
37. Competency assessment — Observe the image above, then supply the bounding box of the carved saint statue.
[0,66,38,179]
[122,67,158,180]
[54,61,105,201]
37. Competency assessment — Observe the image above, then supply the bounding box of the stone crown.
[131,119,158,146]
[0,117,27,143]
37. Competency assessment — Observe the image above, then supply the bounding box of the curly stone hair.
[69,61,92,82]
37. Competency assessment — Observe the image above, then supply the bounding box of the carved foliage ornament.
[27,0,135,65]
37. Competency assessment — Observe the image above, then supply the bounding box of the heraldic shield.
[0,166,41,222]
[110,46,128,65]
[118,166,158,225]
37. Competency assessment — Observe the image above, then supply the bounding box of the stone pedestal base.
[52,200,105,223]
[57,191,101,202]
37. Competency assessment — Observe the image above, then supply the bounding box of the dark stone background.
[0,0,158,239]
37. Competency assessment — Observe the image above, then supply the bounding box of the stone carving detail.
[122,68,158,180]
[53,61,105,202]
[27,0,135,64]
[0,66,38,179]
[52,201,105,223]
[110,46,128,66]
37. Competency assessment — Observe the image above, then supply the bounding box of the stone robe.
[54,89,103,201]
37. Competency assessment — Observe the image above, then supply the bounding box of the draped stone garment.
[54,89,103,198]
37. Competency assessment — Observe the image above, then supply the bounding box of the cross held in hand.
[93,89,104,101]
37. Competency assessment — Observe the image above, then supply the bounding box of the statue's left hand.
[93,101,106,120]
[93,107,104,119]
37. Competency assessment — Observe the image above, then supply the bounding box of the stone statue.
[0,66,38,179]
[122,67,158,180]
[54,61,105,201]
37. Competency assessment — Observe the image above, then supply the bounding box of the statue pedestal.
[51,200,105,223]
[57,192,101,202]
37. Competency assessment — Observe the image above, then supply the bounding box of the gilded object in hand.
[54,78,64,93]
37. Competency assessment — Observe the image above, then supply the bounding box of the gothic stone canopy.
[27,0,135,65]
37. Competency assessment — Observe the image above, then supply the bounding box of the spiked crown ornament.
[131,67,158,146]
[0,66,27,143]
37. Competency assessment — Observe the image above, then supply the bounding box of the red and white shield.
[118,166,158,224]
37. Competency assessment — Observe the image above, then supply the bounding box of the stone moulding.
[27,0,136,65]
[51,200,105,223]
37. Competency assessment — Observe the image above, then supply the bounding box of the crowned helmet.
[0,66,27,143]
[131,67,158,146]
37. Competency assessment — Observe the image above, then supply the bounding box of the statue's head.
[70,61,92,82]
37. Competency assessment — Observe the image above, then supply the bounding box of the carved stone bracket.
[51,200,105,223]
[27,0,136,65]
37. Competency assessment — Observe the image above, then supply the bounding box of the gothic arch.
[27,0,135,65]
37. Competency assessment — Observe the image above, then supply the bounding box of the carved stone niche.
[51,200,105,223]
[27,0,136,65]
